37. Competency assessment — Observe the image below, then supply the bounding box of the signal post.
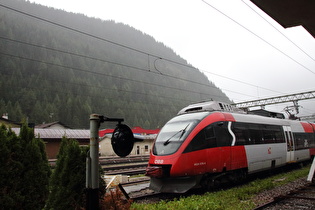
[86,114,101,210]
[86,114,134,210]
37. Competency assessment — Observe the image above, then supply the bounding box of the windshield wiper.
[163,123,190,146]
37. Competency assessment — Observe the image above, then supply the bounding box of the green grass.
[131,166,309,210]
[130,174,146,178]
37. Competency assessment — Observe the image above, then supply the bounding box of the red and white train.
[145,101,315,193]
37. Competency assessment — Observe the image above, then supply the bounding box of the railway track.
[49,155,149,172]
[99,155,149,165]
[100,155,149,176]
[49,155,149,164]
[103,163,147,175]
[254,181,315,209]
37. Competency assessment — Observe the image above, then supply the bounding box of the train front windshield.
[153,112,209,155]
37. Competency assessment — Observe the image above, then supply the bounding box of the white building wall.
[99,135,154,156]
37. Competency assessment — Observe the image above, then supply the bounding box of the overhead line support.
[233,90,315,109]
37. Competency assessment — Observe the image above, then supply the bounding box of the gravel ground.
[252,176,310,208]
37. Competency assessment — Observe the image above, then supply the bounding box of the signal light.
[111,124,134,157]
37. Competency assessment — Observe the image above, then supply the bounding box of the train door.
[182,128,207,175]
[283,126,294,163]
[206,122,231,173]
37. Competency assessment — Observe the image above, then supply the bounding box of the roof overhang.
[250,0,315,38]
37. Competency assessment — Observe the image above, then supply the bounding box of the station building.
[10,121,90,159]
[98,127,159,156]
[99,133,157,156]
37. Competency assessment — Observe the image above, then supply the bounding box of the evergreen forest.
[0,0,230,129]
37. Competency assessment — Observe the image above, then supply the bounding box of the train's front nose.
[145,155,199,193]
[145,164,171,178]
[145,112,207,193]
[145,154,174,178]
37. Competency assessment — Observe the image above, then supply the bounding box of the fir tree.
[0,124,50,209]
[0,125,24,208]
[46,137,105,209]
[19,123,51,209]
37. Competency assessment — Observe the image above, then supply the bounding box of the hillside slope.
[0,0,230,128]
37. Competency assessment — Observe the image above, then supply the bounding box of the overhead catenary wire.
[241,0,315,62]
[201,0,315,75]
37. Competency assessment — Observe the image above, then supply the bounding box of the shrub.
[100,187,132,210]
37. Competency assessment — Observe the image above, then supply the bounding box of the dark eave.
[251,0,315,38]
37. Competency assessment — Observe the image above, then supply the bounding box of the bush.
[100,187,132,210]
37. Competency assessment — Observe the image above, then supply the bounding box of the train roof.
[177,101,315,133]
[230,111,290,126]
[178,101,285,120]
[177,101,244,115]
[248,109,285,119]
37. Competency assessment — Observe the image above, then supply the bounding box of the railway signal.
[112,124,134,157]
[86,114,134,210]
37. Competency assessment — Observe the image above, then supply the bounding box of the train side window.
[294,133,312,150]
[205,125,216,148]
[249,129,261,144]
[233,128,247,145]
[232,122,250,145]
[248,124,263,144]
[183,130,208,153]
[214,122,232,147]
[262,125,274,143]
[262,125,284,143]
[232,122,284,145]
[184,124,219,153]
[274,128,285,143]
[205,125,215,138]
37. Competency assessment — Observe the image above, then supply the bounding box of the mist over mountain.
[0,0,230,129]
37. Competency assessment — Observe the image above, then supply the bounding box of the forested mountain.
[0,0,230,129]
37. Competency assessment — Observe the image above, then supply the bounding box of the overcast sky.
[29,0,315,117]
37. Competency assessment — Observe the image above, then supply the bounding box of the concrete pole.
[87,114,101,210]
